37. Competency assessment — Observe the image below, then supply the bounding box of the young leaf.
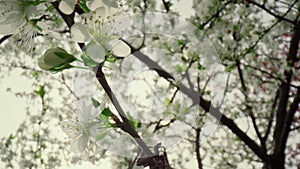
[96,131,108,140]
[34,85,46,99]
[164,97,171,106]
[91,97,101,108]
[79,0,91,13]
[101,108,113,117]
[81,53,99,67]
[225,64,235,72]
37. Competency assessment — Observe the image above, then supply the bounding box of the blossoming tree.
[0,0,299,169]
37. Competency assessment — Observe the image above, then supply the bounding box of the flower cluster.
[70,2,131,63]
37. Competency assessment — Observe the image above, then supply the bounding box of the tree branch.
[273,21,300,166]
[245,0,296,25]
[52,0,155,161]
[195,128,203,169]
[124,42,271,165]
[0,34,12,45]
[94,67,153,157]
[236,60,266,152]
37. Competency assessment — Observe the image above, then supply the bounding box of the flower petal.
[109,40,131,57]
[77,134,89,152]
[59,0,76,15]
[86,42,106,62]
[60,121,82,139]
[86,0,105,11]
[92,7,107,20]
[102,0,119,8]
[77,101,98,122]
[71,23,90,42]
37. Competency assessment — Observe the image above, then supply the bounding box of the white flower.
[71,7,131,62]
[60,102,101,153]
[59,0,119,15]
[0,0,45,51]
[60,120,90,153]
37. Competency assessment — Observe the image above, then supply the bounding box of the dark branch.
[0,34,12,45]
[246,0,296,25]
[272,21,300,166]
[195,128,203,169]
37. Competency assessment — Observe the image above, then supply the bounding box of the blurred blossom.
[60,101,101,154]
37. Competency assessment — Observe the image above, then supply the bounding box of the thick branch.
[263,89,279,142]
[273,23,300,167]
[273,22,300,166]
[281,88,300,151]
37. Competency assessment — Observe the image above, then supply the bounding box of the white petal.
[102,0,119,8]
[77,101,96,122]
[110,40,131,57]
[93,7,107,20]
[86,42,106,62]
[70,23,90,42]
[0,23,19,35]
[77,135,89,152]
[86,0,104,11]
[25,4,45,19]
[60,121,82,138]
[59,0,76,15]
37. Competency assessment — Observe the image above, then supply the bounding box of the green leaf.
[163,43,172,52]
[177,39,186,47]
[164,97,171,106]
[81,53,99,67]
[106,56,117,63]
[34,153,41,159]
[32,71,39,78]
[96,131,108,140]
[198,63,205,70]
[175,64,182,73]
[126,112,142,129]
[99,114,109,123]
[91,98,101,108]
[225,64,235,72]
[79,0,91,13]
[34,85,46,99]
[166,1,173,9]
[101,108,113,117]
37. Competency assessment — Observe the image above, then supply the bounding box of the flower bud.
[38,47,77,72]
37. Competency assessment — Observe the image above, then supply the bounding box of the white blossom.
[71,6,131,62]
[60,102,101,154]
[0,0,45,51]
